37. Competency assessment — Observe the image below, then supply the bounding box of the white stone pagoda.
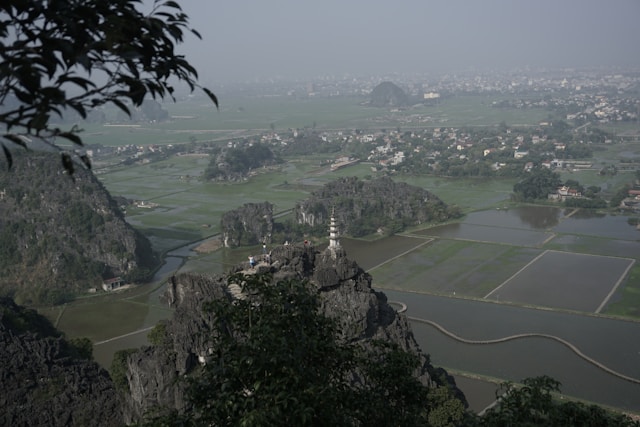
[328,207,340,249]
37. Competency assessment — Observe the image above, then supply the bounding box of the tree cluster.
[512,168,611,208]
[477,376,639,427]
[295,176,461,238]
[513,168,562,201]
[204,143,283,181]
[142,274,468,426]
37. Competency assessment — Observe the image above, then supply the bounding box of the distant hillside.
[203,143,283,181]
[0,152,157,305]
[295,176,461,237]
[369,81,409,107]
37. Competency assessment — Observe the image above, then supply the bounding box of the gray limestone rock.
[0,298,123,427]
[122,244,451,423]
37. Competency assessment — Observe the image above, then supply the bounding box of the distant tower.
[328,207,340,249]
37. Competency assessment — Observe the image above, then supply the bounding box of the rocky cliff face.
[0,152,157,304]
[122,243,457,423]
[220,201,274,247]
[0,297,122,427]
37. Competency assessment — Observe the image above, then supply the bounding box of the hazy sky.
[172,0,640,83]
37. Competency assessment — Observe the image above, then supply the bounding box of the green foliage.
[279,132,342,155]
[563,179,584,194]
[289,176,460,240]
[124,267,153,284]
[144,274,464,426]
[0,152,158,304]
[204,143,282,180]
[147,322,169,346]
[0,297,60,337]
[564,197,607,209]
[36,287,74,306]
[67,337,93,360]
[63,202,105,239]
[0,223,22,269]
[477,376,639,427]
[513,168,562,201]
[357,340,466,426]
[185,275,357,426]
[610,184,631,208]
[110,348,138,393]
[0,0,217,170]
[565,144,593,159]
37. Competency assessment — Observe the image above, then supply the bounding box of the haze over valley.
[3,0,640,424]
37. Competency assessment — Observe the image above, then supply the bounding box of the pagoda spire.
[328,207,340,249]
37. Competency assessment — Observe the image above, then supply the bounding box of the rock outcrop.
[369,81,409,107]
[0,152,157,305]
[0,297,122,427]
[203,143,282,182]
[220,201,274,247]
[295,176,460,237]
[122,243,460,423]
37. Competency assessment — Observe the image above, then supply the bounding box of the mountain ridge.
[0,152,157,305]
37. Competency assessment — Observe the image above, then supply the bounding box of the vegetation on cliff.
[141,272,468,426]
[295,176,462,238]
[136,271,639,427]
[0,152,157,305]
[220,176,461,247]
[476,376,639,427]
[220,201,274,247]
[203,143,283,181]
[0,297,122,426]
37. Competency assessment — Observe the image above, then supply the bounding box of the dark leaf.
[28,113,49,131]
[68,103,88,119]
[79,154,92,169]
[111,99,131,116]
[202,87,219,109]
[162,1,182,11]
[2,134,29,149]
[58,131,84,147]
[61,153,75,175]
[2,144,12,169]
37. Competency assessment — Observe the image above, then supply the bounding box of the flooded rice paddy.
[382,290,640,413]
[487,250,634,312]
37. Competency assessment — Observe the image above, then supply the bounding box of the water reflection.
[513,206,563,229]
[555,214,639,240]
[462,206,563,230]
[568,209,606,220]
